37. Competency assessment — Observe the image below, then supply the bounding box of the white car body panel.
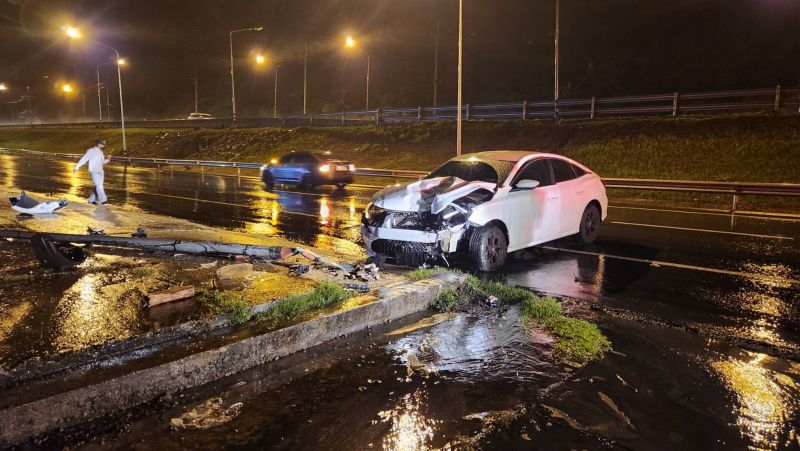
[361,151,607,263]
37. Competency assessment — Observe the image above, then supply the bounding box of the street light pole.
[303,42,308,115]
[365,54,371,111]
[273,69,278,118]
[456,0,463,156]
[96,66,102,121]
[229,27,263,122]
[554,0,560,117]
[433,19,439,106]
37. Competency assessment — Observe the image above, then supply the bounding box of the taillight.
[319,164,330,172]
[348,164,355,172]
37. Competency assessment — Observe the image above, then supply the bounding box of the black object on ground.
[29,233,87,271]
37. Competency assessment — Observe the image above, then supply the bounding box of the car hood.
[371,177,496,214]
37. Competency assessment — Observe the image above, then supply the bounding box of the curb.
[0,273,462,447]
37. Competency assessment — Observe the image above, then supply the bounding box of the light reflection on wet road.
[2,154,800,449]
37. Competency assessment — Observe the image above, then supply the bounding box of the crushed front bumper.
[360,223,466,260]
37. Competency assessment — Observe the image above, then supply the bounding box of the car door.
[550,158,584,236]
[502,158,561,249]
[272,154,295,182]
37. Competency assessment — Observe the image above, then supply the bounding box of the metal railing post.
[341,112,345,126]
[672,92,679,117]
[417,106,423,123]
[731,194,738,213]
[465,104,471,121]
[774,85,781,112]
[522,100,528,120]
[590,96,596,119]
[375,108,381,125]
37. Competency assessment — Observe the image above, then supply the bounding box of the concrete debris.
[170,397,243,430]
[9,192,68,215]
[199,261,218,269]
[86,226,105,235]
[131,227,148,238]
[148,285,195,307]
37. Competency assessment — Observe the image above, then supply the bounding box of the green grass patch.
[196,289,252,325]
[459,275,610,363]
[254,281,348,327]
[429,287,462,312]
[544,316,611,363]
[130,267,153,279]
[405,268,437,281]
[521,296,562,320]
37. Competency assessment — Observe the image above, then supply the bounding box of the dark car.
[260,151,355,190]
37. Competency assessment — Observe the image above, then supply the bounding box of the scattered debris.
[616,374,638,392]
[484,295,499,307]
[170,397,243,430]
[199,261,218,269]
[29,233,87,270]
[8,192,68,215]
[148,285,196,307]
[131,227,148,238]
[233,255,251,263]
[344,283,370,293]
[87,226,105,235]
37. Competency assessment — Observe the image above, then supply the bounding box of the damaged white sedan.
[361,151,607,271]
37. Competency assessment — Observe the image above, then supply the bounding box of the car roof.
[453,150,566,162]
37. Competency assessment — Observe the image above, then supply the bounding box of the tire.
[261,172,274,190]
[299,175,315,191]
[576,204,601,244]
[469,224,508,272]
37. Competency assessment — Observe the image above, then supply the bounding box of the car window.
[296,153,317,164]
[426,161,500,184]
[279,154,295,164]
[551,159,576,183]
[571,164,587,177]
[514,159,553,187]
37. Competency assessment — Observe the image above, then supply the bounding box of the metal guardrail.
[1,86,797,130]
[2,147,799,214]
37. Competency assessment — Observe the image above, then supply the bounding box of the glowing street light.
[64,26,81,39]
[229,26,264,121]
[61,83,74,94]
[0,83,7,92]
[64,25,128,152]
[343,34,370,112]
[255,54,266,65]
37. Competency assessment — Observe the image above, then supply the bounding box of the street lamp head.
[117,58,127,66]
[254,27,264,31]
[0,83,7,92]
[345,36,356,48]
[62,83,73,93]
[64,26,81,39]
[255,54,266,65]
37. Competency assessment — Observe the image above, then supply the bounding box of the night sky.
[0,0,798,120]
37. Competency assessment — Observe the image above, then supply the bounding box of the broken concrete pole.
[215,263,254,289]
[148,286,196,307]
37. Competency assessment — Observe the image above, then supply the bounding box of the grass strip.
[431,275,610,363]
[405,268,438,281]
[254,280,348,328]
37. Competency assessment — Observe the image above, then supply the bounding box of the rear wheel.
[576,204,601,244]
[262,174,274,190]
[469,224,508,272]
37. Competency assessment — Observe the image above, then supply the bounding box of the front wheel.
[299,175,315,191]
[469,224,508,272]
[576,204,601,244]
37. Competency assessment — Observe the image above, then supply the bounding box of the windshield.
[426,159,515,184]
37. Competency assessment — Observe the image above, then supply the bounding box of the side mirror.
[514,179,540,190]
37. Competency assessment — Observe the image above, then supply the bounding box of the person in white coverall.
[73,139,112,204]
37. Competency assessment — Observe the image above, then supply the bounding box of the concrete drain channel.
[0,273,463,447]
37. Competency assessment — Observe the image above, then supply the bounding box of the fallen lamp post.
[0,229,352,272]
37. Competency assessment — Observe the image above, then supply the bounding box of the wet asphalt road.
[3,154,800,449]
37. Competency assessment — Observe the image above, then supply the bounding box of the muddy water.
[73,306,568,450]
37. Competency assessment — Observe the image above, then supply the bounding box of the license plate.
[336,165,349,171]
